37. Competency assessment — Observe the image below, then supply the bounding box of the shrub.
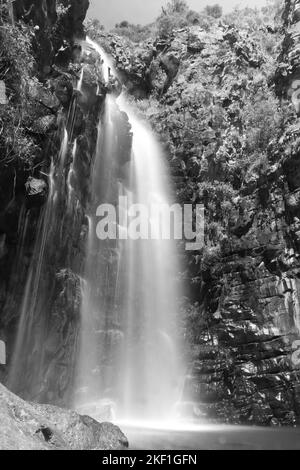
[242,89,282,153]
[116,21,130,28]
[84,18,105,40]
[156,12,188,37]
[0,22,34,101]
[186,10,201,25]
[165,0,189,14]
[156,0,196,36]
[201,246,222,270]
[0,105,40,166]
[112,23,154,43]
[56,1,70,18]
[0,19,41,168]
[205,4,223,19]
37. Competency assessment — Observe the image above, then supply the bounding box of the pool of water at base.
[118,423,300,450]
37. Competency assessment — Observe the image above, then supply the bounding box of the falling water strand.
[59,127,69,170]
[75,39,184,425]
[2,206,30,326]
[77,68,84,92]
[67,139,77,212]
[8,161,56,395]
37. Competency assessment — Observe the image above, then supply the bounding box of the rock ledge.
[0,383,128,450]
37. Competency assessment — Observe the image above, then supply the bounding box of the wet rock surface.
[0,383,128,450]
[0,0,96,402]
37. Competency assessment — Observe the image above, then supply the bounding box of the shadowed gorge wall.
[0,0,94,402]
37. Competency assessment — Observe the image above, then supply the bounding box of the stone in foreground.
[0,384,128,450]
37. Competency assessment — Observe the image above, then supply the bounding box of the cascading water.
[116,95,183,422]
[75,39,184,425]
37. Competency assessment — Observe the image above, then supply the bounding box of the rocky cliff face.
[170,4,300,426]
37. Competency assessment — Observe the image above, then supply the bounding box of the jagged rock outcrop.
[93,32,181,98]
[0,383,128,450]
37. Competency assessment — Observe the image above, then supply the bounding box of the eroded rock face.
[60,0,90,38]
[95,32,181,98]
[14,0,89,36]
[13,0,57,28]
[13,0,89,75]
[178,5,300,425]
[0,383,128,450]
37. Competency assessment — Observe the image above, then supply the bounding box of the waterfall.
[6,38,185,422]
[75,39,184,424]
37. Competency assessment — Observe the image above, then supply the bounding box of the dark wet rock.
[0,383,128,450]
[0,235,7,260]
[159,53,180,93]
[30,115,57,135]
[28,81,61,112]
[187,33,205,53]
[59,0,90,38]
[25,178,47,197]
[95,33,180,97]
[0,0,93,406]
[13,0,89,75]
[13,0,57,28]
[54,76,74,107]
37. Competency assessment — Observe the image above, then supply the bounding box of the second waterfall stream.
[75,38,185,425]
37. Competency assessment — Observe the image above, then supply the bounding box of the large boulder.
[0,383,128,450]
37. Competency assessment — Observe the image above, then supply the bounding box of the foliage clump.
[0,22,34,101]
[0,19,40,167]
[112,22,155,43]
[205,4,223,19]
[156,0,219,36]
